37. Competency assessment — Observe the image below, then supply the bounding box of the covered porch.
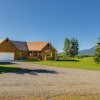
[43,49,57,61]
[27,49,56,61]
[27,51,42,60]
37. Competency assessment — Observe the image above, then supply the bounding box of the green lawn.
[0,65,20,74]
[34,57,100,71]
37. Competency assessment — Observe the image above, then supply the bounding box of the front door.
[37,52,42,60]
[45,52,52,60]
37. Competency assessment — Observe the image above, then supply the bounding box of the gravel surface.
[0,62,100,99]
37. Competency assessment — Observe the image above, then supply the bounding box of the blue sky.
[0,0,100,52]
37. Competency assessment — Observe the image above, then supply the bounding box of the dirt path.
[0,62,100,99]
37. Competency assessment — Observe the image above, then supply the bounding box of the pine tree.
[94,38,100,63]
[63,38,70,56]
[70,38,79,58]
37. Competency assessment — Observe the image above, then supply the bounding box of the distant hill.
[57,52,64,56]
[79,46,96,55]
[58,46,96,56]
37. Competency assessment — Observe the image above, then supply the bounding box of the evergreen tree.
[94,38,100,63]
[70,38,79,58]
[63,38,70,56]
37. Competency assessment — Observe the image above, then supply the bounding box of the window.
[30,53,32,56]
[37,52,42,60]
[29,52,32,56]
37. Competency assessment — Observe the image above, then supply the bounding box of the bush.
[77,55,84,59]
[57,56,73,61]
[76,55,93,59]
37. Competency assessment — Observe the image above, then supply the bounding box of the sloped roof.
[11,41,29,51]
[0,38,56,51]
[0,40,4,44]
[27,42,49,51]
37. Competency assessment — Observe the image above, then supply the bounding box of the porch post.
[44,51,46,61]
[50,51,52,60]
[55,51,57,60]
[37,51,38,59]
[50,52,52,57]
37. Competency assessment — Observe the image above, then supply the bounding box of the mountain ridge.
[58,46,96,55]
[79,46,96,55]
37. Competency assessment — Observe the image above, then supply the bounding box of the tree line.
[63,38,79,58]
[63,37,100,63]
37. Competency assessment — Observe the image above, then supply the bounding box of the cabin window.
[37,52,42,60]
[29,52,32,56]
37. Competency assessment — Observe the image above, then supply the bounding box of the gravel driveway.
[0,62,100,99]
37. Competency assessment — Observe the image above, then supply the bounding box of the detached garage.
[0,52,14,61]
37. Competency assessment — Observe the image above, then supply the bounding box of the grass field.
[34,57,100,71]
[0,65,20,74]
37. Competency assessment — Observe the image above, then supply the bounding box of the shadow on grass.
[0,66,58,75]
[57,59,79,62]
[0,62,17,65]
